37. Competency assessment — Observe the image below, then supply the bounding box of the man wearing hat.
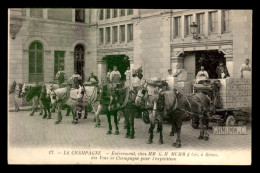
[68,70,82,89]
[216,61,230,79]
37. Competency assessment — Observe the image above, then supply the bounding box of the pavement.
[8,110,251,151]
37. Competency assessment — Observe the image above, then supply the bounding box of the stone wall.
[232,10,252,78]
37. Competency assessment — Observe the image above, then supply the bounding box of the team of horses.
[9,79,215,148]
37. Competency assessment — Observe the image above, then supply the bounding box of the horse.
[39,85,52,119]
[135,83,212,148]
[23,84,44,116]
[121,87,141,139]
[94,83,126,135]
[9,81,23,111]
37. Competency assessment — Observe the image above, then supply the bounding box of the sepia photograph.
[8,8,252,165]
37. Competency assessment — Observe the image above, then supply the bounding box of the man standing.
[216,61,230,79]
[68,70,82,89]
[56,67,67,86]
[110,66,121,83]
[166,69,174,90]
[87,71,99,86]
[124,67,131,87]
[240,58,251,79]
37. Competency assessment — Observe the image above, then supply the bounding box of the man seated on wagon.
[195,65,209,84]
[86,71,99,86]
[67,70,82,89]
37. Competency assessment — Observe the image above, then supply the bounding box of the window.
[127,24,133,42]
[54,51,65,76]
[74,44,85,80]
[112,26,118,43]
[120,9,125,16]
[223,10,231,32]
[209,11,218,33]
[127,9,133,15]
[106,27,111,44]
[113,9,118,18]
[185,15,192,36]
[99,28,104,44]
[30,8,43,18]
[174,17,181,37]
[75,9,85,23]
[120,25,125,42]
[29,41,44,82]
[106,9,111,19]
[99,9,104,20]
[197,13,205,34]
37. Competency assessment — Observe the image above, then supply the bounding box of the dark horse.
[135,83,212,148]
[24,85,44,116]
[94,84,124,135]
[39,85,52,119]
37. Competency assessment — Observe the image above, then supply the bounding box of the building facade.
[9,9,252,85]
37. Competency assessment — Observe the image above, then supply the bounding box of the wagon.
[191,79,250,129]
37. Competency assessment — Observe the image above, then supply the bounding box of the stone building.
[9,9,252,84]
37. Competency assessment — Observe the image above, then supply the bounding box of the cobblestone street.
[8,110,251,151]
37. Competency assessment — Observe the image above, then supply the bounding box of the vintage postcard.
[8,8,252,165]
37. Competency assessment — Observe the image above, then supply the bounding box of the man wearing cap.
[216,61,230,79]
[240,58,251,79]
[110,66,121,83]
[68,70,82,89]
[87,71,99,86]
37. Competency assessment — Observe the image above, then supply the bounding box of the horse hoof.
[114,131,119,135]
[130,135,135,139]
[125,134,130,138]
[159,140,163,144]
[146,140,152,144]
[175,144,181,148]
[29,114,33,116]
[203,136,209,141]
[95,124,100,128]
[106,130,112,135]
[40,112,42,115]
[172,143,177,147]
[198,136,204,140]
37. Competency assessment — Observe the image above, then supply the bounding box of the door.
[29,41,44,82]
[74,44,85,81]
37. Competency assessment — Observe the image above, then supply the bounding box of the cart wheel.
[142,111,150,124]
[191,118,199,129]
[226,115,236,126]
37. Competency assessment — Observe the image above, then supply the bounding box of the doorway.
[103,55,130,81]
[74,44,85,81]
[195,50,226,79]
